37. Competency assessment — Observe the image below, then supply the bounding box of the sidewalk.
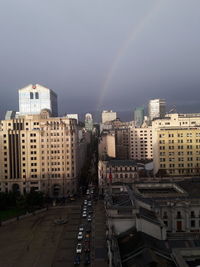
[92,200,108,267]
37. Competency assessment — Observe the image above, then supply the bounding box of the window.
[35,92,39,99]
[191,220,196,227]
[178,146,184,149]
[30,92,34,99]
[160,158,165,162]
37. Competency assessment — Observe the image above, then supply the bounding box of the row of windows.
[159,139,200,144]
[163,210,200,218]
[160,145,200,150]
[110,173,136,178]
[160,163,199,168]
[159,132,200,138]
[160,151,195,156]
[107,167,136,171]
[160,157,199,162]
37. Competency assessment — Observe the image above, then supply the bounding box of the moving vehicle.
[74,254,81,265]
[77,232,83,240]
[87,215,92,222]
[83,206,87,212]
[76,243,82,254]
[82,212,87,218]
[79,225,84,231]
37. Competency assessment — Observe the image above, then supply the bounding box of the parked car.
[87,215,92,222]
[77,232,83,240]
[86,225,91,233]
[87,201,92,207]
[83,206,87,212]
[74,254,81,265]
[88,208,93,214]
[79,225,84,232]
[82,212,87,218]
[76,243,82,254]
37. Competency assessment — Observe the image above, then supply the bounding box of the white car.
[77,232,83,240]
[79,225,84,231]
[84,200,88,205]
[87,201,92,206]
[82,212,87,218]
[83,206,87,212]
[87,215,92,222]
[76,243,82,253]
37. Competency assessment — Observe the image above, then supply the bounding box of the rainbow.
[97,0,164,110]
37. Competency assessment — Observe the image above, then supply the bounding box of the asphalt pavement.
[0,198,108,267]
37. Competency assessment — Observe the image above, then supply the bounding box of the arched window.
[30,92,34,99]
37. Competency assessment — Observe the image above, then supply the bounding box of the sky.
[0,0,200,120]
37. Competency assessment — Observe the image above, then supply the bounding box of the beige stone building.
[129,127,153,160]
[101,110,117,124]
[0,110,84,197]
[98,131,116,159]
[152,113,200,176]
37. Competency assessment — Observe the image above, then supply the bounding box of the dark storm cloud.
[0,0,200,119]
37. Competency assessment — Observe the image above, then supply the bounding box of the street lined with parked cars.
[73,187,95,265]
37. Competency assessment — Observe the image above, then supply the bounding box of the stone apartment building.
[0,109,86,197]
[152,113,200,176]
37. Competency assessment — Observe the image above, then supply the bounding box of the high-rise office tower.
[102,110,117,123]
[134,107,144,127]
[18,84,58,117]
[148,99,166,121]
[85,113,93,131]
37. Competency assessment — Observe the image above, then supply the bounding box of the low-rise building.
[98,160,139,191]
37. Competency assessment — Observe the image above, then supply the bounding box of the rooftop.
[108,160,137,167]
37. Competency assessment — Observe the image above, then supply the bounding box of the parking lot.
[0,195,108,267]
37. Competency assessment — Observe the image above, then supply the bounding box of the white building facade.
[102,110,117,124]
[148,99,166,121]
[19,84,58,117]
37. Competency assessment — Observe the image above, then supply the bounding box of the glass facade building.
[85,113,93,131]
[148,99,166,121]
[134,107,144,127]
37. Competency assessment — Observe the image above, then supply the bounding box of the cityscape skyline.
[1,1,200,266]
[0,1,200,118]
